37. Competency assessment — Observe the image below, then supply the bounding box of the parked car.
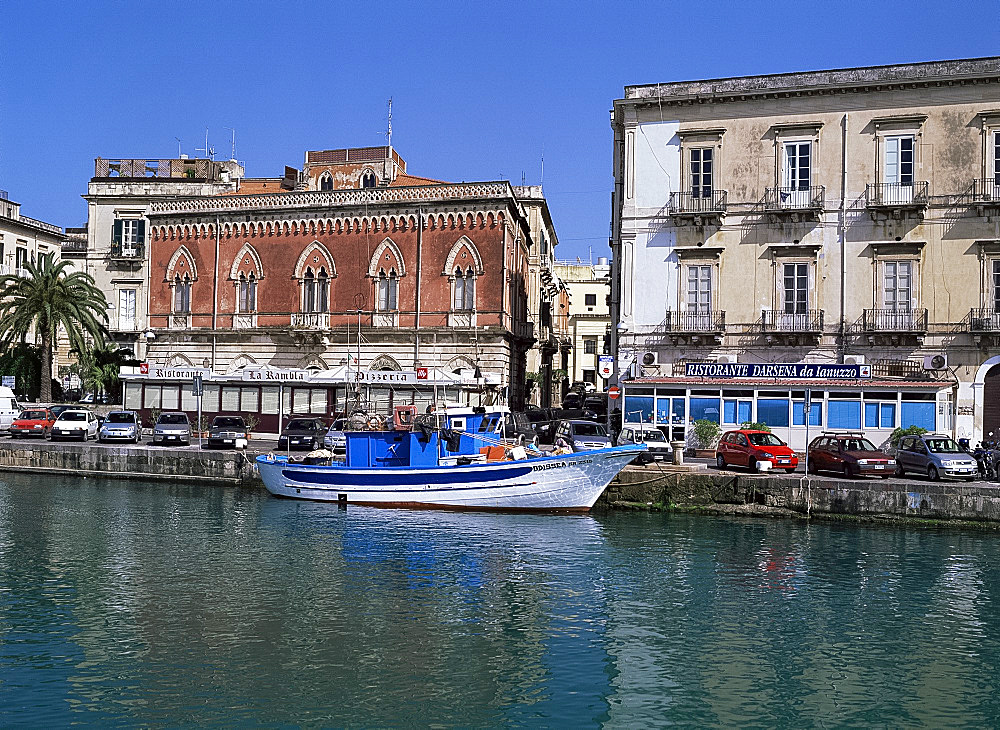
[554,419,612,452]
[0,386,21,432]
[323,418,349,451]
[51,409,100,441]
[717,429,799,473]
[206,415,248,449]
[583,395,608,418]
[618,423,671,461]
[279,417,328,451]
[807,433,895,478]
[9,408,56,438]
[98,410,141,443]
[895,433,979,481]
[534,407,601,444]
[561,393,583,410]
[153,411,192,446]
[474,411,538,446]
[48,404,73,420]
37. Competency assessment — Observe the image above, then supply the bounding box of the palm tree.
[0,252,108,403]
[79,342,138,403]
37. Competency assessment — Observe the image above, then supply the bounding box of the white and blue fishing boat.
[256,407,645,512]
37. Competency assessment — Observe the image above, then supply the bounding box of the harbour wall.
[604,468,1000,523]
[0,441,254,486]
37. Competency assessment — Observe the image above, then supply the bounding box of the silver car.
[99,410,141,443]
[153,411,191,446]
[323,418,348,452]
[895,433,979,481]
[554,419,612,451]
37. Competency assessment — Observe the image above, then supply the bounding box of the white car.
[323,418,348,452]
[51,409,100,441]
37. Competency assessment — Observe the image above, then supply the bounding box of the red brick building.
[144,147,536,409]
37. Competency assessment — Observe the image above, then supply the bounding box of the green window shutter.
[136,220,146,244]
[111,220,123,246]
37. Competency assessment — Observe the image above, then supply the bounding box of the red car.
[716,429,799,473]
[807,433,894,478]
[9,408,56,438]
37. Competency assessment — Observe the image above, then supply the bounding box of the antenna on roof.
[386,97,393,150]
[223,127,238,162]
[540,147,544,186]
[174,137,182,157]
[195,128,215,160]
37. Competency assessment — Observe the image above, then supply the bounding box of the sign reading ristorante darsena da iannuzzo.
[684,363,872,379]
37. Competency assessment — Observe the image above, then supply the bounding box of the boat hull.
[255,446,645,511]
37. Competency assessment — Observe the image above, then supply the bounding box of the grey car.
[323,418,348,451]
[99,410,141,443]
[153,411,191,446]
[554,419,612,452]
[895,433,979,481]
[208,415,248,448]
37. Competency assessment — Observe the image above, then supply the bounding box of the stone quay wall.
[0,442,255,486]
[603,468,1000,524]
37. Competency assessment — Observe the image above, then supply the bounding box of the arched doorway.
[985,363,1000,439]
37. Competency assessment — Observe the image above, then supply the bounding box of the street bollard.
[671,441,685,466]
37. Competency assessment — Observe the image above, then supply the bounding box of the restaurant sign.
[685,362,872,379]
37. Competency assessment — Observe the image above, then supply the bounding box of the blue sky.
[0,1,996,261]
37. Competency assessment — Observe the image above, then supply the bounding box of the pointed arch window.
[319,173,333,191]
[238,272,257,313]
[174,274,191,313]
[361,171,377,189]
[453,266,476,310]
[301,267,329,313]
[377,269,398,311]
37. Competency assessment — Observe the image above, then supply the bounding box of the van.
[0,387,21,432]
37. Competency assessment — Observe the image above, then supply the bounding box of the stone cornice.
[619,57,1000,108]
[148,181,519,218]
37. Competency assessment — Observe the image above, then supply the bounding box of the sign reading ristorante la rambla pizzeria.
[684,362,872,379]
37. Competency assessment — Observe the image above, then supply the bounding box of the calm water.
[1,473,999,727]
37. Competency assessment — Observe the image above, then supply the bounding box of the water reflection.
[2,473,1000,725]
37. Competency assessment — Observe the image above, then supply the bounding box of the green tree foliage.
[693,419,722,449]
[740,421,772,432]
[0,253,108,403]
[77,343,140,404]
[0,343,63,401]
[889,425,928,447]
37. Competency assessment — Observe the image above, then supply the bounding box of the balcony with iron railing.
[110,241,145,259]
[762,309,824,333]
[864,181,929,210]
[513,320,535,341]
[667,190,727,224]
[662,310,726,333]
[862,308,928,333]
[763,185,825,216]
[0,264,30,278]
[969,308,1000,333]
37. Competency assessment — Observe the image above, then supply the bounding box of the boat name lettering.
[533,461,567,471]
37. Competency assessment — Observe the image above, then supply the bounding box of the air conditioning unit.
[923,354,948,371]
[844,355,866,366]
[716,354,738,364]
[641,351,659,367]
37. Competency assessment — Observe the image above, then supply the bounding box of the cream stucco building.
[554,260,611,389]
[611,57,1000,447]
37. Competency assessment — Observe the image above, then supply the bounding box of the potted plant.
[197,413,211,438]
[692,418,721,458]
[243,412,260,439]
